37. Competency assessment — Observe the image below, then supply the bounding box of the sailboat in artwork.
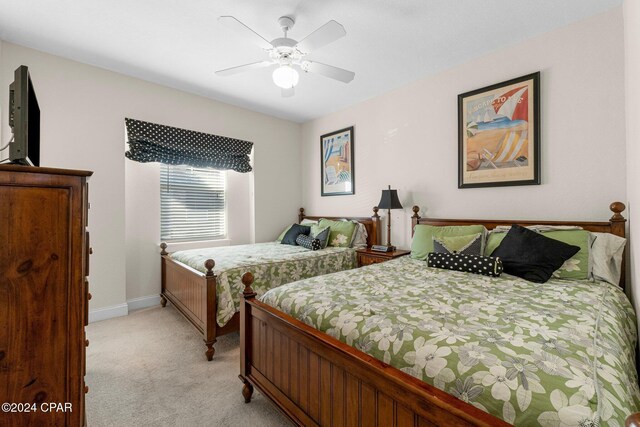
[466,85,530,171]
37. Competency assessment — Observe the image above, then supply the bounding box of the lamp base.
[371,244,396,253]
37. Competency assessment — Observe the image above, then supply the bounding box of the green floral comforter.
[171,242,356,327]
[260,256,640,426]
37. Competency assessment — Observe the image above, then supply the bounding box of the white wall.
[624,0,640,322]
[301,8,627,250]
[0,41,301,316]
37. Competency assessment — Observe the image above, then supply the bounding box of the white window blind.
[160,164,226,242]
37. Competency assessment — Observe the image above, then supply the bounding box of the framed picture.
[458,72,540,188]
[320,126,355,196]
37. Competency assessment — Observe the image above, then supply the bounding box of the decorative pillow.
[350,221,369,248]
[545,230,590,280]
[319,219,357,247]
[411,224,486,261]
[277,219,317,242]
[433,233,482,255]
[492,225,580,283]
[590,232,626,285]
[277,225,293,242]
[427,252,503,277]
[484,231,507,256]
[485,228,590,280]
[310,225,331,249]
[296,234,322,251]
[281,224,311,245]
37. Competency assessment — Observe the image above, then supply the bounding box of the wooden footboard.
[239,278,509,427]
[160,244,238,361]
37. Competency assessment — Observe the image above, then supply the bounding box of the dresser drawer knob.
[84,385,89,394]
[87,292,92,301]
[89,247,93,255]
[85,339,90,347]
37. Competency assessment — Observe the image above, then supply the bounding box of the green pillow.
[545,230,590,280]
[485,228,590,280]
[484,232,507,256]
[411,224,486,260]
[319,219,357,247]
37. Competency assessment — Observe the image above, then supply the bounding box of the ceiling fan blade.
[215,61,273,76]
[304,61,355,83]
[295,20,346,53]
[281,87,295,98]
[218,16,273,50]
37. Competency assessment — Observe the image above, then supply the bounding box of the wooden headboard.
[299,207,381,247]
[410,202,627,288]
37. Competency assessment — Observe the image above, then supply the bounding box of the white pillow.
[590,232,626,286]
[351,222,368,248]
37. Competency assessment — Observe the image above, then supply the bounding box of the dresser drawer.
[357,254,386,267]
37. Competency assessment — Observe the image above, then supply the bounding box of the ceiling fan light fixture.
[272,65,299,89]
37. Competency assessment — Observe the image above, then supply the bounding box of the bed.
[238,202,640,426]
[159,207,380,360]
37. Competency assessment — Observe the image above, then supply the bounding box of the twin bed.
[237,202,640,426]
[159,207,380,360]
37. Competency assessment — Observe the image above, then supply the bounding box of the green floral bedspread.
[171,242,356,327]
[260,256,640,426]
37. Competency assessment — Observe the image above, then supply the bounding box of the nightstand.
[356,248,411,267]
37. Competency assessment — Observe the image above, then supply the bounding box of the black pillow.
[295,234,322,251]
[281,224,311,245]
[427,252,503,277]
[492,224,580,283]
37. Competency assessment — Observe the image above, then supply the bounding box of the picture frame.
[320,126,355,196]
[458,72,540,188]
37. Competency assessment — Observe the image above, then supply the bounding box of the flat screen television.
[8,65,40,166]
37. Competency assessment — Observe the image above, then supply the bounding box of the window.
[160,164,226,242]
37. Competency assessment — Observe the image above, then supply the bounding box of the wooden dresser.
[0,165,92,427]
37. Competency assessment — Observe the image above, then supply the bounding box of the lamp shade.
[377,185,403,210]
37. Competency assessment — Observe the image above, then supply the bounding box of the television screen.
[8,65,40,166]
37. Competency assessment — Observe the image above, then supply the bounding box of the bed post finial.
[372,206,380,218]
[242,272,256,299]
[204,259,215,277]
[299,207,305,223]
[160,242,168,256]
[610,201,626,222]
[411,206,421,235]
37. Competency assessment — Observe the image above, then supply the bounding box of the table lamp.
[374,185,403,252]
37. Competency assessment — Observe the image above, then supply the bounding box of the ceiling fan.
[215,16,355,97]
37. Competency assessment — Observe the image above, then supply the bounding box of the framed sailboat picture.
[321,126,355,196]
[458,72,540,188]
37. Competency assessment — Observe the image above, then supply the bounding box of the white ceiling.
[0,0,621,123]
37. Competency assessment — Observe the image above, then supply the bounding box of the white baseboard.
[127,294,161,312]
[88,295,162,323]
[89,303,128,323]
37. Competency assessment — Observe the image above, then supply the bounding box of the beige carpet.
[86,306,291,426]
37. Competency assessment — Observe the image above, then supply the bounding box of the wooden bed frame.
[239,202,637,426]
[159,207,381,361]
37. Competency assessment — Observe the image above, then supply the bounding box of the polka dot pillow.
[427,252,503,277]
[295,234,322,251]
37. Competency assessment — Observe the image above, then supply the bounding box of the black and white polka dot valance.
[124,118,253,172]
